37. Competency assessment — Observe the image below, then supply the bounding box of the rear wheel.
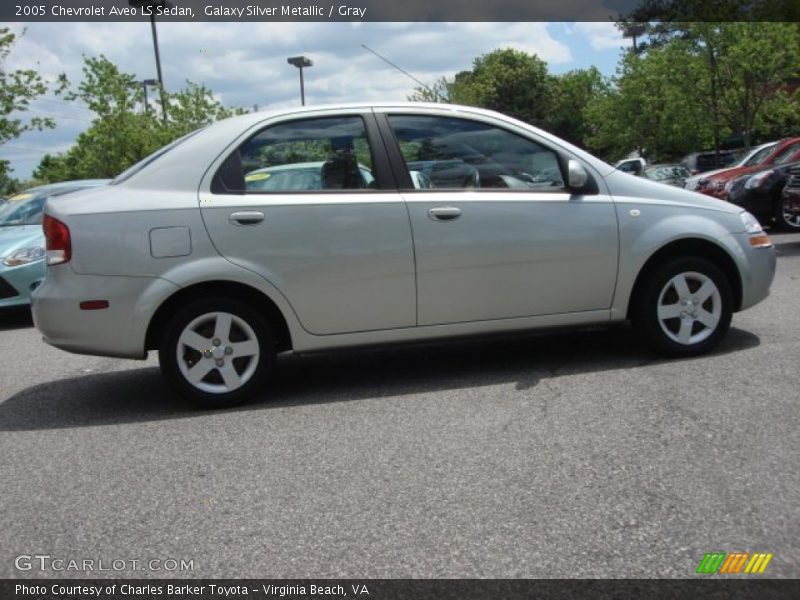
[159,298,274,408]
[633,257,733,357]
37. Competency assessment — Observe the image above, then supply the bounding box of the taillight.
[43,214,71,265]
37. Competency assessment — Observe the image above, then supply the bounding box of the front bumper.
[31,266,180,359]
[729,232,776,311]
[0,260,45,308]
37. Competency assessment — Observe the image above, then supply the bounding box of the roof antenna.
[361,44,445,102]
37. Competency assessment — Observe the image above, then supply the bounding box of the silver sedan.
[32,103,776,408]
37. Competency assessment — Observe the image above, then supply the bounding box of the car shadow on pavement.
[0,307,33,331]
[0,325,760,431]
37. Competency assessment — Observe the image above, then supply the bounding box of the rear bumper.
[31,266,180,359]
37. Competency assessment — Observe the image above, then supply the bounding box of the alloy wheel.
[176,311,260,394]
[656,271,722,345]
[781,198,800,230]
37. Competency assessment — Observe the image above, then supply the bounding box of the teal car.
[0,180,108,308]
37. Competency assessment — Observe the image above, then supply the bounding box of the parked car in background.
[781,165,800,231]
[685,141,777,191]
[614,157,646,175]
[31,103,775,408]
[726,160,800,231]
[641,164,691,187]
[681,151,737,176]
[0,180,109,309]
[700,137,800,200]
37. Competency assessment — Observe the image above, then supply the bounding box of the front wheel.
[159,298,275,408]
[774,194,800,231]
[632,258,733,357]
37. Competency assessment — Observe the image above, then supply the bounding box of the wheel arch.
[626,238,743,319]
[145,280,293,353]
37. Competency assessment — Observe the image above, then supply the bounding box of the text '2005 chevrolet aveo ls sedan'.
[32,104,776,408]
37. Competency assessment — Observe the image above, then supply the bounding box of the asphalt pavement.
[1,233,798,579]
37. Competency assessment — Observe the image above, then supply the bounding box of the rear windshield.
[111,128,203,184]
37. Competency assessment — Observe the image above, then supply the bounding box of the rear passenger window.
[222,116,376,193]
[388,115,564,191]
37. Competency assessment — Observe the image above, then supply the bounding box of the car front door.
[378,111,619,326]
[199,111,416,335]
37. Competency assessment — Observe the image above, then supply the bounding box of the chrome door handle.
[428,206,462,221]
[229,211,265,226]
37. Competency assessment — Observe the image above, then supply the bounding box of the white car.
[32,103,776,408]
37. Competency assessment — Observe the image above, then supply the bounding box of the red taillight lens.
[42,214,71,265]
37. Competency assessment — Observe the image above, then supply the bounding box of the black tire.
[632,257,733,357]
[158,297,275,409]
[773,193,800,232]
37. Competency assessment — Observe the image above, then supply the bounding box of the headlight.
[745,170,773,189]
[739,211,764,234]
[2,246,45,266]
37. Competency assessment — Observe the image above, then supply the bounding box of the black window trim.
[210,111,398,195]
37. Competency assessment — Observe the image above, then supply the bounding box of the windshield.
[744,144,776,166]
[773,143,800,165]
[0,194,46,226]
[644,165,689,180]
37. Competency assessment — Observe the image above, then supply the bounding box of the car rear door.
[199,110,416,335]
[376,109,619,326]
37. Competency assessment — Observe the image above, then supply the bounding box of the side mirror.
[567,159,589,189]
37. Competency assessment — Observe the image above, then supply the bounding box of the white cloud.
[573,22,625,51]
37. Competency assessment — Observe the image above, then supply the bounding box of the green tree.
[584,22,800,161]
[453,49,553,126]
[0,27,60,193]
[548,67,608,147]
[410,49,553,127]
[584,44,715,162]
[35,55,247,182]
[407,76,453,103]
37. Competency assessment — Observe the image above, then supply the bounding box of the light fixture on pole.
[140,78,158,114]
[129,0,172,121]
[287,56,313,106]
[622,23,646,53]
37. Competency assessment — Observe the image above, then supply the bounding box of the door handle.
[229,211,265,226]
[428,206,462,221]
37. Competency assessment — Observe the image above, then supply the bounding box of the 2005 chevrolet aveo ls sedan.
[32,103,776,408]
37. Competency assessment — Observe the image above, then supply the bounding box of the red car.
[700,137,800,200]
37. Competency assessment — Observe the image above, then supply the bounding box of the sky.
[2,21,627,180]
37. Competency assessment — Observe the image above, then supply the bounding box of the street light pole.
[149,11,166,117]
[287,56,313,106]
[130,0,172,122]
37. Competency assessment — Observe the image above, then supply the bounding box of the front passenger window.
[388,115,564,191]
